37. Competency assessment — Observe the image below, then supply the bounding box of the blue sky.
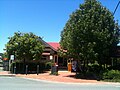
[0,0,120,53]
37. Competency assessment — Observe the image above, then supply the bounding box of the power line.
[113,1,120,15]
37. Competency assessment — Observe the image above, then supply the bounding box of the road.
[0,76,120,90]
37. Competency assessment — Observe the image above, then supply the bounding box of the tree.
[5,32,44,62]
[60,0,119,69]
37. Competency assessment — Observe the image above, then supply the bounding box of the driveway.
[0,76,120,90]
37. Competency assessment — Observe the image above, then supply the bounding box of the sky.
[0,0,120,53]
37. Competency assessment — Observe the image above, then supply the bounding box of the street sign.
[10,55,14,60]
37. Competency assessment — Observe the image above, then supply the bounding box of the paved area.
[0,71,98,84]
[0,71,15,76]
[16,71,99,83]
[0,71,10,75]
[0,76,120,90]
[0,71,120,85]
[16,71,120,85]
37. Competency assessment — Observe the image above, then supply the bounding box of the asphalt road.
[0,76,120,90]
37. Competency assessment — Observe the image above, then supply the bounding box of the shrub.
[88,64,103,74]
[103,70,120,80]
[107,64,120,71]
[45,61,52,70]
[50,72,58,76]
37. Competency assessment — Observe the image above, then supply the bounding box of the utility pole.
[113,1,120,15]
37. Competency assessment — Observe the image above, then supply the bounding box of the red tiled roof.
[47,42,60,50]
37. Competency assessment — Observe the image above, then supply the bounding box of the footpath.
[16,71,101,84]
[0,71,15,77]
[0,71,120,85]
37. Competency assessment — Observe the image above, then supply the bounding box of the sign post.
[9,55,15,71]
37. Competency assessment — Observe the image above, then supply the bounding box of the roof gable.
[38,38,58,51]
[47,42,60,51]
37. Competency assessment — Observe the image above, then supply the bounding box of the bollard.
[14,65,16,74]
[37,65,39,75]
[12,65,14,74]
[26,65,28,75]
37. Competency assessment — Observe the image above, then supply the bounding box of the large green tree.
[6,32,44,62]
[60,0,119,67]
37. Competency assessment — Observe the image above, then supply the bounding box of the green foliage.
[88,64,103,74]
[50,72,58,76]
[5,32,44,61]
[103,70,120,80]
[45,61,52,69]
[57,48,68,58]
[60,0,119,65]
[50,71,58,76]
[2,52,9,59]
[75,64,103,80]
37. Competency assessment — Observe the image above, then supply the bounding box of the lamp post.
[50,55,53,74]
[50,55,53,60]
[50,50,58,75]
